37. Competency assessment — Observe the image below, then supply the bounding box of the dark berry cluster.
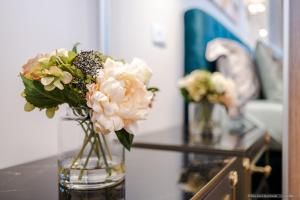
[73,51,107,77]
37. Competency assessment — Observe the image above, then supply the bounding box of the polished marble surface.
[133,125,267,157]
[0,148,227,200]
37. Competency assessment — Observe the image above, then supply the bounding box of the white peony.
[86,58,153,134]
[103,58,152,84]
[127,58,152,84]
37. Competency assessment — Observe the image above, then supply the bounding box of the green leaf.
[68,51,77,63]
[115,129,134,151]
[72,42,80,53]
[21,75,65,108]
[21,75,85,109]
[63,86,86,107]
[180,88,193,102]
[147,87,159,93]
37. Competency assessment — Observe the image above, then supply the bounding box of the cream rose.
[86,58,153,134]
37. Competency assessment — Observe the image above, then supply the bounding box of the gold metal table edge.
[242,132,271,200]
[229,170,238,200]
[191,157,237,200]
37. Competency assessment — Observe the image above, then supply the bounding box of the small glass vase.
[58,107,125,190]
[188,101,226,144]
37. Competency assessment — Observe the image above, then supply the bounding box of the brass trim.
[229,171,238,200]
[229,171,238,187]
[249,143,272,177]
[191,157,237,200]
[223,194,230,200]
[243,158,250,170]
[250,145,268,167]
[251,165,272,177]
[243,158,251,200]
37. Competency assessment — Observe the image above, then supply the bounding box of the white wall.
[109,0,250,135]
[269,0,283,49]
[0,0,100,169]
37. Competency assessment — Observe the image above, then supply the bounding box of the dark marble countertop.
[0,147,229,200]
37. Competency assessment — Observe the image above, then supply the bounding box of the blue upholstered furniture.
[183,9,282,146]
[183,9,252,132]
[184,9,251,74]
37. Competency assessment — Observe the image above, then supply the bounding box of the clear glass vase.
[58,107,125,190]
[188,101,227,144]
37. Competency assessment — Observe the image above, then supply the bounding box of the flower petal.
[101,78,125,103]
[41,77,55,86]
[92,103,102,113]
[53,79,64,90]
[49,66,63,77]
[61,71,73,84]
[96,114,114,132]
[129,57,152,84]
[102,101,118,116]
[112,116,124,131]
[44,84,56,91]
[125,122,138,134]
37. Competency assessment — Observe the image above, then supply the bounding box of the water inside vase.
[59,156,125,190]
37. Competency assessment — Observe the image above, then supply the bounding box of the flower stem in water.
[78,138,96,180]
[102,134,113,161]
[70,132,93,168]
[97,134,112,176]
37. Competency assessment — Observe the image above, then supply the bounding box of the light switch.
[151,23,166,47]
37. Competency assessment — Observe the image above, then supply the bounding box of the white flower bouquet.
[178,70,236,138]
[178,70,236,110]
[20,45,158,188]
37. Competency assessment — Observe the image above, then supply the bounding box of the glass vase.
[188,101,227,144]
[58,107,125,190]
